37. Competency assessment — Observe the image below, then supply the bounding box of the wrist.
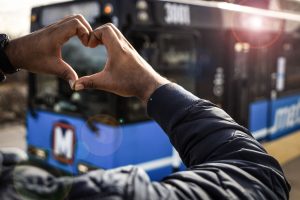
[4,38,24,69]
[138,75,170,104]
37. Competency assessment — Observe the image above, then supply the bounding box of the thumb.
[74,72,110,91]
[56,59,78,89]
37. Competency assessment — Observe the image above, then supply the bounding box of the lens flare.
[249,16,263,31]
[230,0,284,49]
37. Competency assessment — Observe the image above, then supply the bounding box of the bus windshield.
[158,34,197,93]
[33,37,114,118]
[62,37,107,76]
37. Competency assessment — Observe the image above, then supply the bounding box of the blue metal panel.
[249,93,300,141]
[27,110,174,180]
[114,122,172,166]
[268,94,300,140]
[147,166,173,181]
[249,100,269,134]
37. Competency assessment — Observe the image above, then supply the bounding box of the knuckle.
[120,44,131,55]
[71,18,81,26]
[84,79,95,89]
[106,23,114,28]
[75,14,84,20]
[102,24,113,33]
[68,14,78,19]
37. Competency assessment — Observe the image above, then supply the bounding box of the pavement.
[0,123,26,150]
[0,123,299,199]
[283,157,300,200]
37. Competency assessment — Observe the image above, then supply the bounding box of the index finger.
[56,18,90,46]
[89,24,122,51]
[56,14,93,33]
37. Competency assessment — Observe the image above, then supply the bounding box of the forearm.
[4,37,26,69]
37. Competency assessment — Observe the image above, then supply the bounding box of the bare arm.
[3,15,92,87]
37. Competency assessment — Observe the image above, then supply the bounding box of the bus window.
[283,41,300,94]
[40,1,99,27]
[158,34,197,93]
[62,37,107,76]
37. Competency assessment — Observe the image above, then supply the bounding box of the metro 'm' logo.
[52,122,75,164]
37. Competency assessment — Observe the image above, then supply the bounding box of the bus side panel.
[27,111,116,174]
[115,121,173,181]
[249,100,269,140]
[27,111,175,180]
[249,93,300,141]
[268,94,300,140]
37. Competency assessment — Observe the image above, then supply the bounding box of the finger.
[87,32,100,48]
[41,14,93,38]
[88,24,120,51]
[55,59,78,88]
[71,14,93,33]
[58,18,90,46]
[105,23,122,40]
[74,72,111,91]
[104,23,135,50]
[56,14,93,33]
[87,24,107,48]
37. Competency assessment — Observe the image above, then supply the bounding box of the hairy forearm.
[4,38,24,69]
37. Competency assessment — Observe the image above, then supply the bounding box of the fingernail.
[75,83,84,91]
[69,80,75,90]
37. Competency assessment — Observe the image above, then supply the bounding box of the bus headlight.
[28,146,47,160]
[137,11,149,22]
[77,164,89,173]
[136,0,148,10]
[136,0,149,22]
[77,162,99,174]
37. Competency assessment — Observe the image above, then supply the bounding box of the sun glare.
[249,16,263,30]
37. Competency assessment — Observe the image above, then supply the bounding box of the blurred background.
[0,0,66,149]
[1,0,300,199]
[0,0,65,124]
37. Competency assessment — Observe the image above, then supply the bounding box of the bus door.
[247,45,273,140]
[195,29,225,108]
[225,38,251,126]
[226,38,272,128]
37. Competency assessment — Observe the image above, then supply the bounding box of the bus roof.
[164,0,300,22]
[32,0,300,33]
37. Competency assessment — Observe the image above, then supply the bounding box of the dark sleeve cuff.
[147,83,199,132]
[0,71,5,82]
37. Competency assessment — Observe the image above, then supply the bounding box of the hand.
[75,23,170,104]
[4,15,92,88]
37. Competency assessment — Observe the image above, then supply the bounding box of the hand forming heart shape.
[5,15,91,87]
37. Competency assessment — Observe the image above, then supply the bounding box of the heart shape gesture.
[6,16,169,104]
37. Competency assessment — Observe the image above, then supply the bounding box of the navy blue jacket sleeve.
[0,83,290,200]
[147,83,290,199]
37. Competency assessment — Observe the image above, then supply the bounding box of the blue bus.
[27,0,300,179]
